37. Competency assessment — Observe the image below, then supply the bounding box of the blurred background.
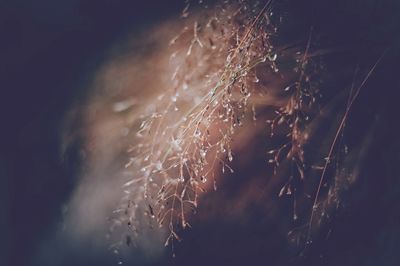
[2,0,400,265]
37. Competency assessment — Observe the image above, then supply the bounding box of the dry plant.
[107,0,379,256]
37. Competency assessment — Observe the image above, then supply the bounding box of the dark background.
[2,0,400,265]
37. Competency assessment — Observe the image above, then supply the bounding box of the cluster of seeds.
[112,0,327,252]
